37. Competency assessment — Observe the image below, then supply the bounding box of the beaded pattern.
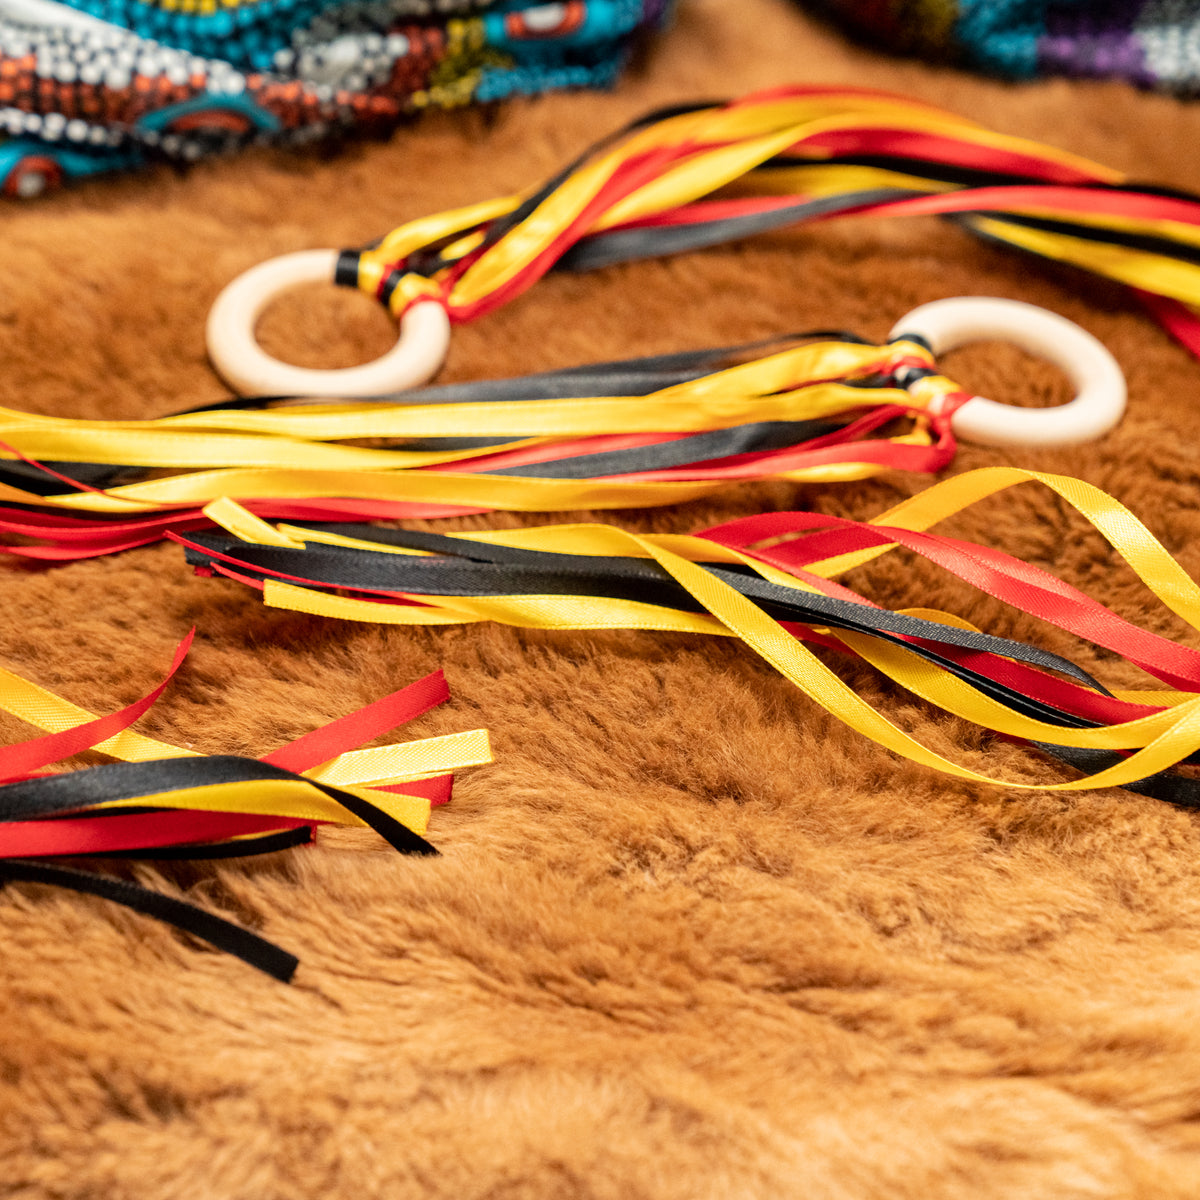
[811,0,1200,92]
[0,0,670,196]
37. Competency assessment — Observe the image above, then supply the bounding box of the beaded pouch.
[810,0,1200,92]
[0,0,670,195]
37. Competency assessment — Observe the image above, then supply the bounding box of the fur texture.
[5,2,1200,1195]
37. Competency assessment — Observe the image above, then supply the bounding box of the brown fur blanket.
[5,1,1200,1195]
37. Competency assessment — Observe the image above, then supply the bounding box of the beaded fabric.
[0,0,670,196]
[808,0,1200,92]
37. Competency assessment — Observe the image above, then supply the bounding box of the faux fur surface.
[5,2,1200,1196]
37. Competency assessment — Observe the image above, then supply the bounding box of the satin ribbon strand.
[0,859,300,982]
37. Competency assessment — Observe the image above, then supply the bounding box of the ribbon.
[0,638,492,978]
[172,466,1200,801]
[0,332,967,558]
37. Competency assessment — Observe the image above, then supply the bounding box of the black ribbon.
[0,858,300,982]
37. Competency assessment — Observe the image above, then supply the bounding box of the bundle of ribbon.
[172,467,1200,802]
[0,638,492,977]
[0,297,1131,559]
[207,84,1200,400]
[0,0,668,196]
[4,307,1122,559]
